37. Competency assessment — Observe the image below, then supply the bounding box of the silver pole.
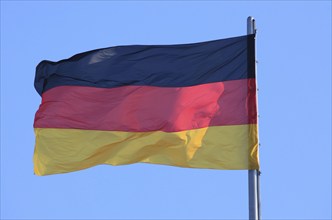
[247,16,261,220]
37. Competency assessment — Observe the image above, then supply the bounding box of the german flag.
[33,34,259,176]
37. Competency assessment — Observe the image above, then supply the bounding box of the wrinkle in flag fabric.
[33,34,259,175]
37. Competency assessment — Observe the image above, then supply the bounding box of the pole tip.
[247,16,256,35]
[247,16,255,23]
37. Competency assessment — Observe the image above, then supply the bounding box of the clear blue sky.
[1,1,331,219]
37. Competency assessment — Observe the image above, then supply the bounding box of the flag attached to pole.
[33,34,259,176]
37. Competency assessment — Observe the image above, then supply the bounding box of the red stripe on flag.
[34,79,257,132]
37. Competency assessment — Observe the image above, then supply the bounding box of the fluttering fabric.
[33,34,259,175]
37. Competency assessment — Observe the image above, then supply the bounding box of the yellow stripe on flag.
[34,125,259,175]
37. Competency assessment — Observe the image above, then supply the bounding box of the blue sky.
[1,1,331,219]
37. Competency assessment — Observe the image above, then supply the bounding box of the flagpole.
[247,16,261,220]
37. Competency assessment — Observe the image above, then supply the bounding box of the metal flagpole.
[247,16,261,220]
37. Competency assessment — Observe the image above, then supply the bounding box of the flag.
[33,34,259,176]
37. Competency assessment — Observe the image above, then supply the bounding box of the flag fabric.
[33,34,259,176]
